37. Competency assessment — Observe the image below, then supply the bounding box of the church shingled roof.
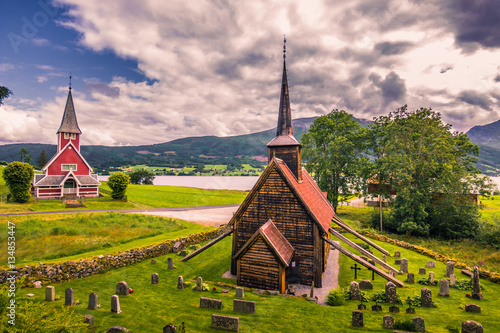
[57,90,82,134]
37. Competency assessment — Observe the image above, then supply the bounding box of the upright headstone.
[413,316,425,332]
[34,281,42,288]
[88,292,98,310]
[382,254,387,263]
[407,273,415,284]
[116,281,129,295]
[450,274,456,286]
[233,299,255,314]
[152,273,159,284]
[177,276,185,289]
[438,279,449,296]
[235,287,244,298]
[173,241,183,253]
[352,310,363,327]
[419,268,426,275]
[350,281,361,301]
[163,324,177,333]
[421,288,433,307]
[383,315,394,329]
[446,261,455,278]
[111,295,121,313]
[359,280,373,290]
[200,297,223,310]
[65,288,74,306]
[385,282,397,304]
[45,286,55,301]
[394,259,401,265]
[461,320,483,333]
[107,326,130,332]
[394,250,400,258]
[151,259,157,264]
[211,314,239,332]
[465,304,481,313]
[426,261,436,268]
[400,258,408,273]
[168,257,174,269]
[429,271,435,285]
[196,276,203,291]
[84,315,94,327]
[472,267,483,300]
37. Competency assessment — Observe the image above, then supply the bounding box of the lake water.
[99,175,259,191]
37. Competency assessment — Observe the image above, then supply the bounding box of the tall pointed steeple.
[276,37,293,137]
[58,78,82,135]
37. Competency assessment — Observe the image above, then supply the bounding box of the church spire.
[57,80,82,135]
[276,36,293,137]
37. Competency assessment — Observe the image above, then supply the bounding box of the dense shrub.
[2,162,33,202]
[326,288,345,306]
[107,172,130,199]
[394,319,416,331]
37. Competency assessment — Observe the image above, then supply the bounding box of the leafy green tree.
[0,86,12,105]
[302,109,368,212]
[130,169,155,184]
[19,147,29,163]
[2,162,34,202]
[36,149,48,170]
[368,106,490,237]
[107,172,130,199]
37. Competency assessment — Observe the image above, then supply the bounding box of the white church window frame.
[61,164,77,171]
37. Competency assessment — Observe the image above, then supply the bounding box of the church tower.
[267,37,302,181]
[57,80,82,152]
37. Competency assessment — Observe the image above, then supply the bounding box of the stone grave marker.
[152,273,159,284]
[235,287,244,298]
[429,271,435,285]
[191,245,198,250]
[177,276,186,289]
[352,310,363,327]
[84,315,94,327]
[65,288,74,306]
[426,261,436,268]
[472,267,483,300]
[366,248,373,254]
[383,315,394,329]
[107,327,130,332]
[400,258,408,273]
[34,281,42,288]
[163,324,177,333]
[438,279,449,297]
[115,281,129,295]
[173,241,183,253]
[179,250,188,256]
[465,304,481,313]
[359,280,373,290]
[394,259,401,265]
[385,282,397,304]
[445,261,455,277]
[419,268,426,275]
[111,295,121,314]
[405,296,415,314]
[350,281,361,301]
[151,259,156,264]
[421,288,432,307]
[200,297,223,310]
[462,320,483,333]
[450,274,456,286]
[168,257,174,269]
[382,254,387,263]
[413,316,425,332]
[211,314,239,332]
[368,259,375,266]
[45,286,55,301]
[394,250,400,258]
[88,292,98,310]
[407,273,414,284]
[233,299,255,314]
[359,255,368,261]
[196,276,203,291]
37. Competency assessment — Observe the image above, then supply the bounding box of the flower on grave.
[466,294,471,298]
[212,287,217,292]
[129,289,134,294]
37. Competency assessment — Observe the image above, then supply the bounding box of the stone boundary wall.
[0,227,226,286]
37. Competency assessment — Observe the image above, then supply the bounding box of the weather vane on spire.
[283,35,287,59]
[69,73,72,90]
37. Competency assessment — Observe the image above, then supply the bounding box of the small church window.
[64,133,69,139]
[62,164,77,171]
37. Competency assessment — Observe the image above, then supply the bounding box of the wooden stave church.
[32,87,100,199]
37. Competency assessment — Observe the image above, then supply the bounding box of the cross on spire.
[69,73,72,90]
[283,35,286,59]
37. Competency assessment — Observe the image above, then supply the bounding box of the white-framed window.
[64,133,69,139]
[63,133,76,139]
[61,164,77,171]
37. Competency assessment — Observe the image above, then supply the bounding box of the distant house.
[32,87,100,199]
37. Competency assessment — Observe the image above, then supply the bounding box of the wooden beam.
[180,229,233,262]
[329,228,399,273]
[332,215,389,255]
[322,237,404,287]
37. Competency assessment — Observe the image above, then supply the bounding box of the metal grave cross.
[350,263,361,279]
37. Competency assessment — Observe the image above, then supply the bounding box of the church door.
[63,180,76,194]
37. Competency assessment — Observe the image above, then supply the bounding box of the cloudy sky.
[1,0,500,146]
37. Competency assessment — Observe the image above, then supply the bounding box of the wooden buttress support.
[180,229,233,262]
[332,215,389,255]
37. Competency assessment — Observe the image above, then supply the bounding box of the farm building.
[32,86,100,199]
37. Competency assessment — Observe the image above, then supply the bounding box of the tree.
[107,172,130,200]
[368,106,490,238]
[19,148,29,163]
[37,149,48,170]
[301,109,368,212]
[130,169,155,185]
[2,162,34,203]
[0,86,12,105]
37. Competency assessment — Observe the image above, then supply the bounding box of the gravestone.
[462,320,483,333]
[45,286,55,301]
[383,315,394,329]
[350,281,361,301]
[394,250,400,258]
[400,258,408,273]
[407,273,415,284]
[196,276,203,291]
[439,279,449,296]
[235,287,244,298]
[191,245,198,250]
[352,310,363,327]
[233,299,255,314]
[115,281,129,295]
[151,259,156,264]
[366,248,373,254]
[200,297,223,310]
[111,295,121,313]
[177,276,186,289]
[107,327,130,332]
[465,304,481,313]
[368,259,375,266]
[359,280,373,290]
[446,261,455,277]
[88,292,98,310]
[450,274,456,286]
[179,250,188,257]
[394,259,401,265]
[152,273,159,284]
[385,282,397,304]
[211,314,239,332]
[84,315,94,327]
[389,271,395,277]
[163,324,177,333]
[472,267,483,300]
[389,305,399,313]
[34,281,42,288]
[382,254,387,263]
[426,261,436,268]
[421,288,433,307]
[173,241,183,253]
[413,316,425,332]
[168,257,174,269]
[419,268,426,275]
[429,271,435,285]
[65,288,74,306]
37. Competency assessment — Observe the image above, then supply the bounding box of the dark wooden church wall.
[238,237,280,290]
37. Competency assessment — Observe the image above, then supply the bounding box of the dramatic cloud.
[458,90,493,111]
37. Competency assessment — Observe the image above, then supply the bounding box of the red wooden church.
[32,87,100,199]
